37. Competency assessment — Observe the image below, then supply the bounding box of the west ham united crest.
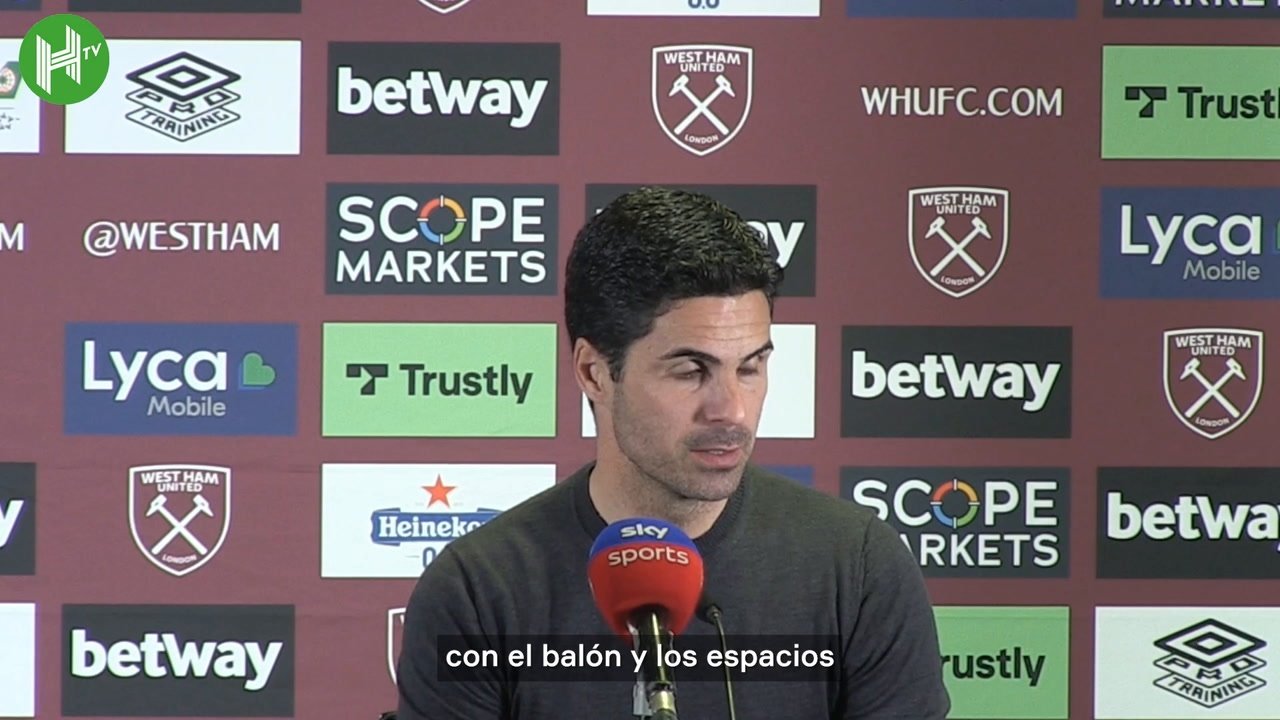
[651,44,753,157]
[908,187,1009,298]
[417,0,475,12]
[1163,328,1264,440]
[128,464,231,577]
[388,607,406,684]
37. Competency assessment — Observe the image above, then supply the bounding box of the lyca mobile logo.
[18,13,109,105]
[651,44,753,157]
[1162,327,1263,440]
[1102,187,1280,298]
[908,186,1009,298]
[65,323,297,436]
[843,468,1068,578]
[1154,619,1267,708]
[327,184,557,295]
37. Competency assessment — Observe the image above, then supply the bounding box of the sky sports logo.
[848,0,1075,17]
[861,85,1063,118]
[1101,188,1280,298]
[328,42,559,155]
[64,323,297,436]
[327,184,557,295]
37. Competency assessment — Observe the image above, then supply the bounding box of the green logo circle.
[19,14,110,105]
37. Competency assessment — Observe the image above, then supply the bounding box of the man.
[395,186,950,719]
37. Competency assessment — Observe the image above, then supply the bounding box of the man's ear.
[572,338,608,404]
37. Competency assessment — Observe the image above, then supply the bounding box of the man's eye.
[676,366,704,379]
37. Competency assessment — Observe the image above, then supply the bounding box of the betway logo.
[335,66,548,128]
[1107,491,1280,541]
[850,351,1061,412]
[0,499,23,546]
[70,628,282,691]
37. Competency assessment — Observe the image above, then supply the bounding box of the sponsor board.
[327,184,557,295]
[842,326,1072,438]
[62,604,295,716]
[320,463,556,578]
[1098,467,1280,579]
[936,606,1071,719]
[1101,187,1280,298]
[652,44,753,156]
[0,41,41,153]
[1105,0,1280,18]
[0,603,35,718]
[585,184,816,296]
[328,42,559,155]
[322,323,557,437]
[843,468,1069,578]
[1103,45,1280,159]
[1162,328,1263,440]
[908,186,1009,298]
[1096,607,1280,718]
[0,463,36,575]
[581,324,815,439]
[64,323,298,436]
[64,40,300,155]
[128,464,230,577]
[589,0,819,15]
[848,0,1075,18]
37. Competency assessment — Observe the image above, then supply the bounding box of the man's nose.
[700,373,748,425]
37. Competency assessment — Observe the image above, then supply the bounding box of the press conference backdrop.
[0,1,1277,718]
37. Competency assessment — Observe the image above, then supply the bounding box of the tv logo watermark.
[19,13,109,104]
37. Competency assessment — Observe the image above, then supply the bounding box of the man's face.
[605,292,773,502]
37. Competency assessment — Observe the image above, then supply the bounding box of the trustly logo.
[62,604,295,716]
[1101,187,1280,298]
[322,323,556,437]
[651,44,753,156]
[64,323,298,436]
[1162,328,1263,440]
[1105,0,1280,19]
[18,13,108,104]
[328,42,560,155]
[0,463,36,576]
[934,606,1070,719]
[128,464,230,577]
[908,186,1009,298]
[843,468,1069,578]
[848,0,1075,17]
[1097,467,1280,579]
[320,463,556,577]
[586,184,816,296]
[1103,45,1280,159]
[842,326,1072,438]
[328,184,557,295]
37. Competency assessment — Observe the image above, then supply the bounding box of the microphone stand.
[630,607,679,720]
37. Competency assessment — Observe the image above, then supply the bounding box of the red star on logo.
[423,474,456,508]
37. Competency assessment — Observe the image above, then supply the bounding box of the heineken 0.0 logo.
[19,14,109,105]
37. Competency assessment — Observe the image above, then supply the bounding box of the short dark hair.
[564,186,783,383]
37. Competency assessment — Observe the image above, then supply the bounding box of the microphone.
[587,518,704,720]
[698,595,738,720]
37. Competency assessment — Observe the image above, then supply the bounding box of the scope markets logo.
[841,326,1072,438]
[861,85,1064,118]
[321,463,555,578]
[589,0,818,16]
[935,606,1070,719]
[842,468,1068,578]
[128,464,230,577]
[1103,45,1280,159]
[1098,467,1280,579]
[69,0,300,10]
[63,40,301,155]
[1105,0,1280,18]
[585,184,816,296]
[908,186,1009,298]
[1162,327,1263,440]
[1096,606,1280,719]
[0,463,35,576]
[327,184,557,295]
[0,602,35,718]
[62,604,294,716]
[64,323,297,436]
[1102,188,1280,298]
[322,323,556,437]
[848,0,1075,17]
[328,42,559,155]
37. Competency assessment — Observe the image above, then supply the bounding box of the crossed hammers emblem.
[1179,357,1246,419]
[668,73,735,135]
[925,215,992,277]
[146,493,214,556]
